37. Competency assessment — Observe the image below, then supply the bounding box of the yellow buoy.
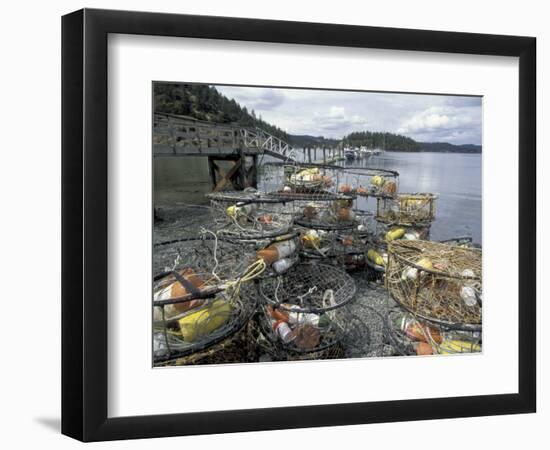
[367,249,386,266]
[178,299,232,342]
[371,175,385,187]
[226,205,238,218]
[385,227,406,242]
[438,340,481,354]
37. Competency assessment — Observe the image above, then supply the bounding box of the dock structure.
[154,112,297,191]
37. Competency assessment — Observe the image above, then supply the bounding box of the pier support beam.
[207,152,257,192]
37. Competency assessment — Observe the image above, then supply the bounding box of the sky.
[215,85,482,145]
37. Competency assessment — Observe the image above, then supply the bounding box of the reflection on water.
[347,152,482,244]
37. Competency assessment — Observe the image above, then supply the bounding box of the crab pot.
[386,240,482,331]
[153,272,257,365]
[292,196,358,231]
[299,227,368,271]
[153,235,255,279]
[251,317,347,362]
[155,319,254,366]
[376,193,437,226]
[339,167,400,198]
[208,196,294,240]
[387,309,482,356]
[257,263,357,354]
[284,163,341,192]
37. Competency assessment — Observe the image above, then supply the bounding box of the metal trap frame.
[339,167,400,198]
[207,190,294,240]
[256,263,357,353]
[386,309,482,356]
[376,193,437,226]
[152,237,263,364]
[386,240,482,331]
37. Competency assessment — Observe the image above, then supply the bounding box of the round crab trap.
[376,193,437,226]
[153,270,259,364]
[299,228,368,271]
[152,237,265,364]
[386,309,482,356]
[153,234,255,277]
[155,317,254,366]
[339,167,400,198]
[292,197,358,230]
[249,317,347,362]
[386,240,482,331]
[207,191,294,240]
[257,263,357,353]
[265,163,349,201]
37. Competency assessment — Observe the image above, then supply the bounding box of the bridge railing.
[153,112,294,160]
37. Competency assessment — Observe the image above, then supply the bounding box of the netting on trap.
[264,163,352,202]
[386,309,482,356]
[376,193,437,226]
[338,167,399,198]
[153,272,258,364]
[155,318,254,366]
[208,197,294,240]
[292,198,358,230]
[386,240,482,330]
[249,317,347,362]
[153,235,255,277]
[256,263,357,352]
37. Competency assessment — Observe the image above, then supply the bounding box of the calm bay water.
[154,151,482,245]
[347,151,482,244]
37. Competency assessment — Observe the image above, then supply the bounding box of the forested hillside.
[343,131,420,151]
[154,83,289,141]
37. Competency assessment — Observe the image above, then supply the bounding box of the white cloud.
[397,106,481,143]
[215,85,481,144]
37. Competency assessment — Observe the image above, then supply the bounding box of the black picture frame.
[62,8,536,442]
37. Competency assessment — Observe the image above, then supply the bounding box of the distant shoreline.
[386,148,482,154]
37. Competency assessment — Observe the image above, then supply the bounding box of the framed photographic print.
[62,8,536,442]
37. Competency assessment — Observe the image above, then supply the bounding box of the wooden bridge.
[154,112,299,191]
[154,113,295,160]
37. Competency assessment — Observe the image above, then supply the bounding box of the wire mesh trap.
[152,236,265,364]
[298,227,368,271]
[153,234,255,277]
[386,309,482,356]
[249,317,348,362]
[292,198,358,230]
[153,272,258,364]
[376,193,437,226]
[208,194,294,240]
[264,163,353,202]
[339,167,400,198]
[386,240,482,330]
[256,263,357,353]
[155,318,255,366]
